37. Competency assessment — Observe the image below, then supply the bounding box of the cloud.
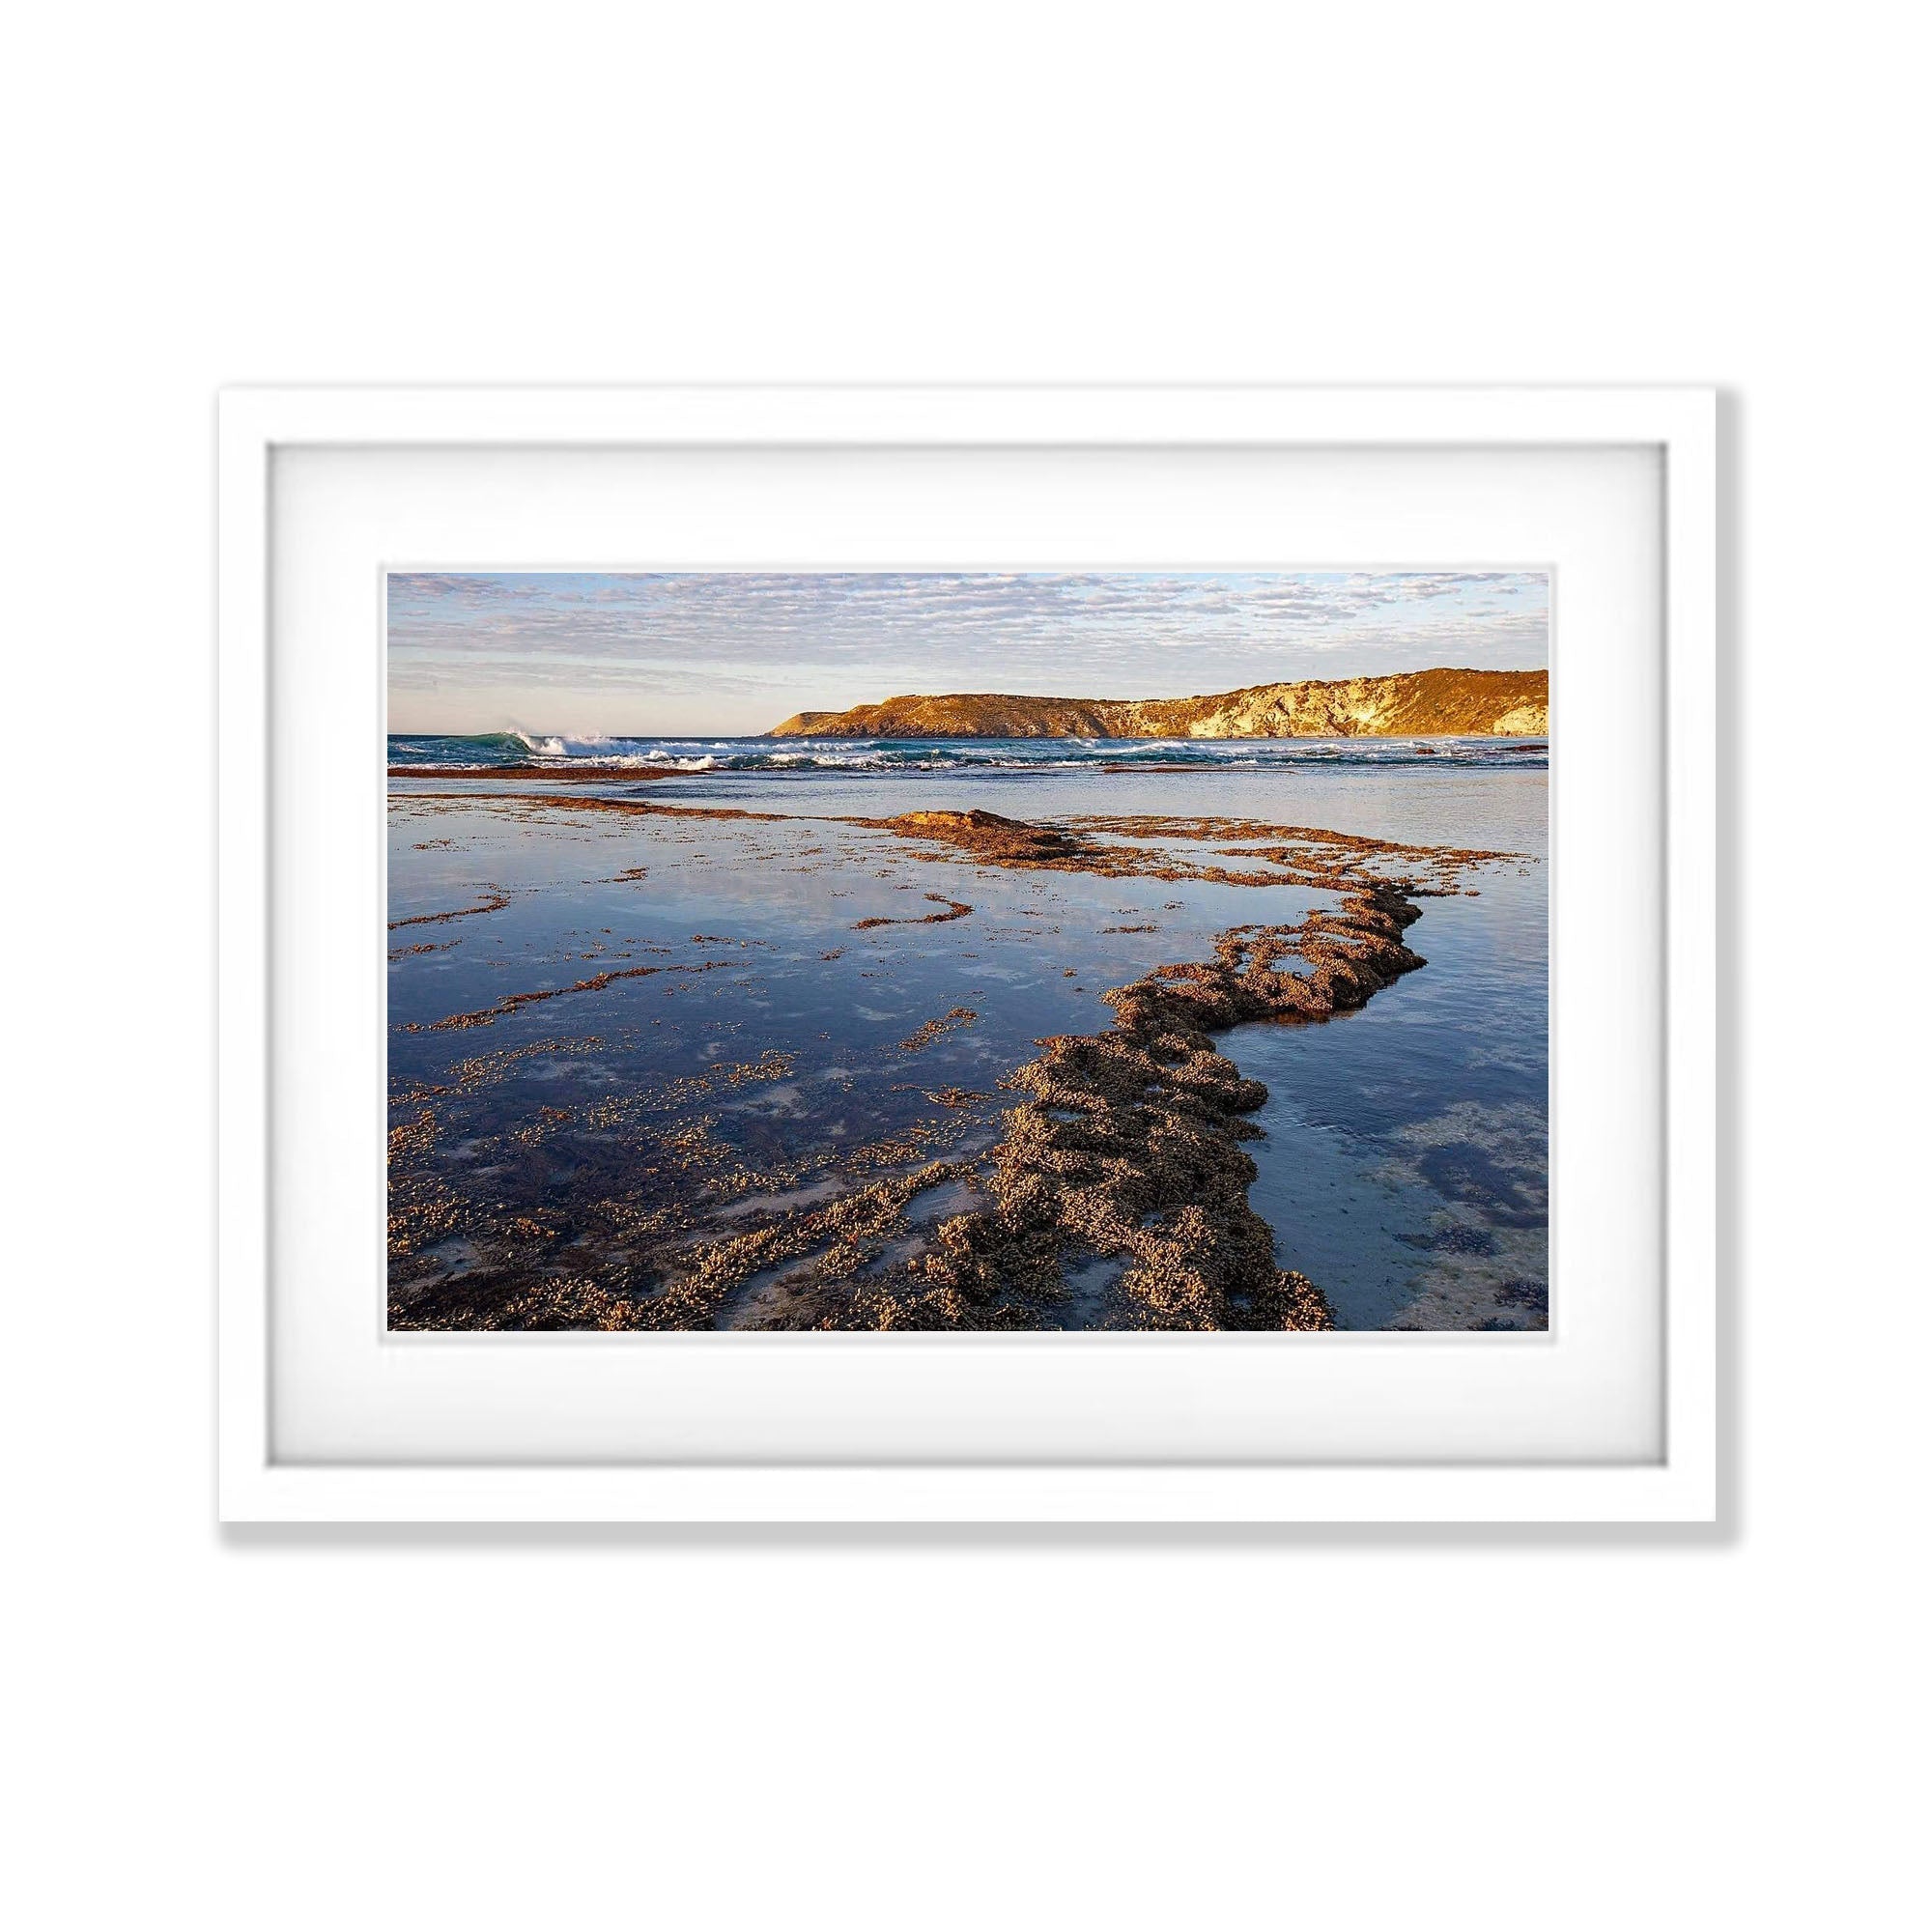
[387,570,1549,732]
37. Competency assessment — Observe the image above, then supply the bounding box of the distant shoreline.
[770,666,1548,742]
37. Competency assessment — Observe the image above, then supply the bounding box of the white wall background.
[5,6,1923,1927]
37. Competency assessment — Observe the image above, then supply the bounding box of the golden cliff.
[771,668,1548,740]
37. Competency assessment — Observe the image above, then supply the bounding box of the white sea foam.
[392,729,1547,775]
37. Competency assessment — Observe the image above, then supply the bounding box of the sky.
[386,570,1549,736]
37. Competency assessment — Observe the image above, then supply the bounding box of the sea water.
[386,736,1547,1329]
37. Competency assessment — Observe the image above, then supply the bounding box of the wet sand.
[387,775,1534,1332]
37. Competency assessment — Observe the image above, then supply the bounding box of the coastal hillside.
[771,667,1548,740]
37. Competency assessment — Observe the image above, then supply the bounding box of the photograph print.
[385,569,1548,1332]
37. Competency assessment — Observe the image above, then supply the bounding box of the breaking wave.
[387,731,1547,775]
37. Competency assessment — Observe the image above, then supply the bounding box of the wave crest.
[390,731,1547,775]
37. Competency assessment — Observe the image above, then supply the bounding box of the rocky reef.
[384,788,1523,1333]
[741,834,1467,1332]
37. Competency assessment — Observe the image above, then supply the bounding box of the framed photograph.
[218,385,1716,1521]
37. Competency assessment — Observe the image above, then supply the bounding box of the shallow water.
[1232,783,1548,1328]
[386,739,1547,1330]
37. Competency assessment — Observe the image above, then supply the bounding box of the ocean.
[386,734,1548,1331]
[389,729,1549,777]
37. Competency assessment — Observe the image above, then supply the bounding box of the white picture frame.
[218,384,1716,1523]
